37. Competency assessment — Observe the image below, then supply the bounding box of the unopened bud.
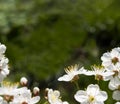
[33,87,40,96]
[20,77,28,86]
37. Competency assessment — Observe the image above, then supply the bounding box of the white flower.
[46,88,69,104]
[0,82,29,102]
[105,63,120,82]
[108,76,120,90]
[0,81,23,103]
[113,90,120,101]
[86,65,114,81]
[0,81,19,96]
[0,56,9,82]
[0,43,9,82]
[58,64,87,82]
[101,47,120,67]
[0,43,6,54]
[74,84,108,104]
[10,89,40,104]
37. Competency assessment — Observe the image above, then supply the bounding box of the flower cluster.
[0,43,9,82]
[0,43,40,104]
[57,47,120,104]
[45,88,69,104]
[1,43,120,104]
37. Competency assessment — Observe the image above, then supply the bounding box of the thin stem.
[97,80,100,85]
[74,81,80,90]
[44,101,49,104]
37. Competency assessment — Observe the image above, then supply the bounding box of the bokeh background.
[0,0,120,103]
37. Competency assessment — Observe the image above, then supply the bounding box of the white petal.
[96,91,108,101]
[63,101,69,104]
[83,71,94,76]
[31,96,40,104]
[111,49,120,58]
[103,72,114,81]
[101,52,111,61]
[86,84,99,95]
[58,75,73,81]
[74,90,88,103]
[0,44,6,54]
[94,101,104,104]
[113,90,120,100]
[53,90,60,98]
[108,77,120,90]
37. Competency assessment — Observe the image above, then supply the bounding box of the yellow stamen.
[64,64,79,74]
[89,95,95,102]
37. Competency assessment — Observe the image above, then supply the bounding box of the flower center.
[95,74,103,80]
[112,57,119,64]
[118,85,120,91]
[71,75,79,82]
[113,70,119,77]
[89,95,95,103]
[21,101,28,104]
[4,95,14,102]
[64,64,79,74]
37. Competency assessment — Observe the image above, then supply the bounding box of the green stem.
[74,81,80,90]
[97,80,100,85]
[44,101,49,104]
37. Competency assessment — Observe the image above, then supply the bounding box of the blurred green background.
[1,0,120,103]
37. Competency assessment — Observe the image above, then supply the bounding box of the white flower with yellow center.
[58,64,87,82]
[105,63,120,86]
[74,84,108,104]
[0,81,19,96]
[10,89,40,104]
[86,65,114,81]
[0,81,20,103]
[46,88,69,104]
[101,47,120,67]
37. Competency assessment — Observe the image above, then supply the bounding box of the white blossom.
[108,76,120,90]
[105,63,120,83]
[101,47,120,67]
[85,65,114,81]
[10,89,40,104]
[0,43,9,82]
[74,84,108,104]
[46,88,69,104]
[58,64,87,82]
[0,81,19,96]
[0,57,9,81]
[0,43,6,54]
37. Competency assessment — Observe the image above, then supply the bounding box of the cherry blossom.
[74,84,108,104]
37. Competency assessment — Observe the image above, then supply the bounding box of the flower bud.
[20,77,28,86]
[33,87,40,96]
